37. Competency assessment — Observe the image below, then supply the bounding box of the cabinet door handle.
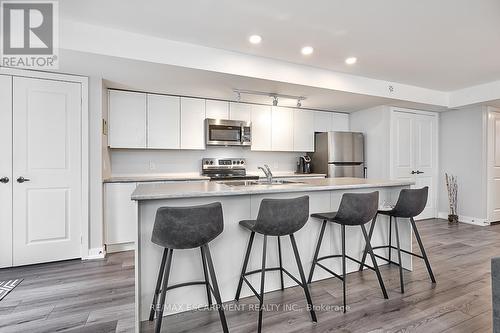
[0,177,9,183]
[416,170,424,174]
[17,176,30,183]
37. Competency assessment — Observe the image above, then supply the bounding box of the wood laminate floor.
[1,219,498,332]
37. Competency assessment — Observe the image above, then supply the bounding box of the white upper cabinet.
[271,106,294,151]
[205,100,229,119]
[332,113,350,131]
[147,94,180,149]
[108,90,147,148]
[313,111,333,133]
[180,97,206,150]
[229,102,252,122]
[251,104,272,151]
[293,109,314,152]
[313,111,350,133]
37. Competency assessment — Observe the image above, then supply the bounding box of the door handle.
[0,177,9,183]
[411,170,424,175]
[416,170,424,174]
[411,170,417,175]
[17,176,30,183]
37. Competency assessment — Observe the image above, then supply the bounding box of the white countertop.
[103,173,210,183]
[103,172,326,183]
[131,177,414,201]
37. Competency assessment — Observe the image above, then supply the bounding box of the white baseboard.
[438,212,489,226]
[83,247,106,260]
[106,242,135,253]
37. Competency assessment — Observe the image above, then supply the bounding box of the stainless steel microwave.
[205,118,251,146]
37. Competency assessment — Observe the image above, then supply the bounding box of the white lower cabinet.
[104,183,137,246]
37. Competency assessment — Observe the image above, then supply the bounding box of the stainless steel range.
[201,158,259,181]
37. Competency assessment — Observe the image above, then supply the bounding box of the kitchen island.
[132,177,414,331]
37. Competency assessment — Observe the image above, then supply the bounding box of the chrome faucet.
[258,165,273,183]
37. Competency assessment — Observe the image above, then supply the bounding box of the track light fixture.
[232,89,306,108]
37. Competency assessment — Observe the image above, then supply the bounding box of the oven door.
[206,119,246,146]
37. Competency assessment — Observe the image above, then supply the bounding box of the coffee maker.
[296,155,312,174]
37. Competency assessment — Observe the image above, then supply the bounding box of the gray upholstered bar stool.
[359,186,436,293]
[234,195,317,333]
[308,191,388,312]
[148,202,228,333]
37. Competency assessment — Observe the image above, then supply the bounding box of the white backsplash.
[110,147,305,175]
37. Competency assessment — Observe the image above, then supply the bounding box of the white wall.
[350,106,391,179]
[88,77,105,251]
[438,106,487,220]
[110,148,305,176]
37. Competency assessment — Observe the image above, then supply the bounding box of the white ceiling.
[60,0,500,91]
[58,49,447,112]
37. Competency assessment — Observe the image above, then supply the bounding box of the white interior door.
[412,113,437,219]
[0,75,13,268]
[392,112,414,178]
[488,111,500,222]
[12,77,82,266]
[391,110,437,220]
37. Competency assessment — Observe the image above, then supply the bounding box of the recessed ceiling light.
[345,57,357,65]
[249,35,262,44]
[301,46,314,55]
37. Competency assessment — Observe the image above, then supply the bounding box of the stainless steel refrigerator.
[310,132,365,178]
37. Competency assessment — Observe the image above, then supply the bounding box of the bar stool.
[148,202,228,333]
[359,186,436,293]
[308,191,388,312]
[234,196,317,333]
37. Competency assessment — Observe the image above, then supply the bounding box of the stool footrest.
[165,281,210,292]
[372,245,424,259]
[240,266,305,301]
[242,276,262,302]
[316,254,377,272]
[315,262,344,281]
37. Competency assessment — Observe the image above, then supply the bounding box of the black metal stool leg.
[359,214,377,271]
[290,233,317,322]
[235,231,255,301]
[393,217,404,293]
[409,217,436,283]
[200,247,213,305]
[277,236,284,291]
[149,248,168,321]
[388,216,393,262]
[154,249,173,333]
[258,235,267,333]
[341,224,347,313]
[308,220,327,283]
[360,225,388,299]
[202,244,229,333]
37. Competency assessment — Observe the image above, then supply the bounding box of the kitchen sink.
[218,179,304,187]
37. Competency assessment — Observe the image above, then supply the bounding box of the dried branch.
[445,173,458,216]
